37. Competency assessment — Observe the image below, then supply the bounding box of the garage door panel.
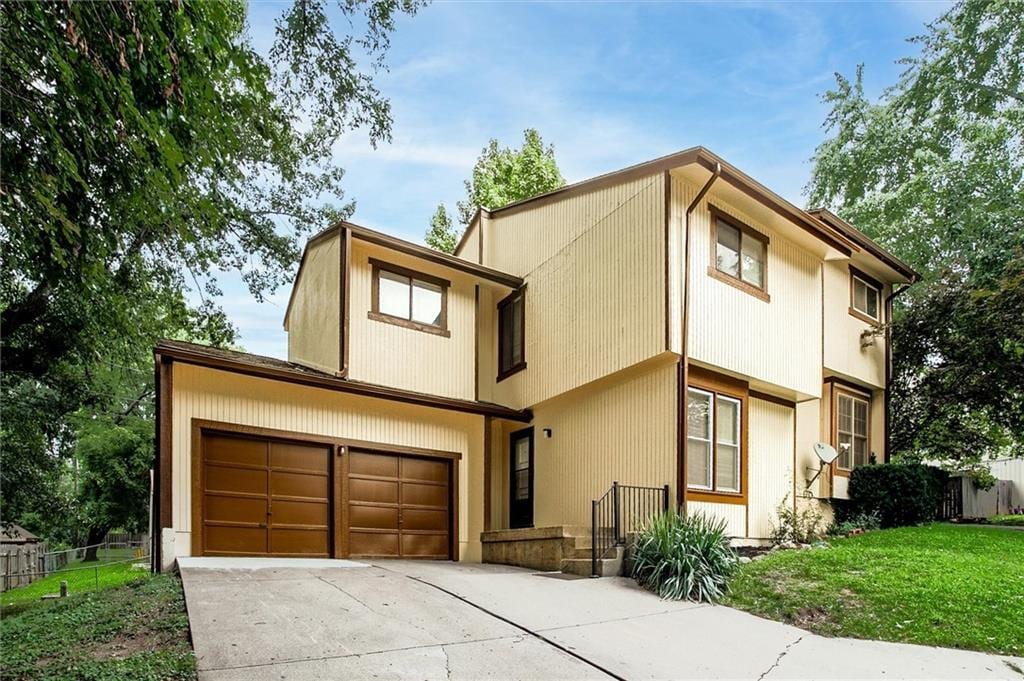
[401,457,447,482]
[272,499,329,526]
[206,525,267,554]
[349,478,399,504]
[271,528,328,556]
[349,451,398,478]
[270,442,330,473]
[401,508,448,532]
[204,435,267,467]
[401,533,448,558]
[349,531,399,557]
[348,504,399,530]
[402,482,448,509]
[271,470,328,499]
[205,494,266,524]
[206,466,267,496]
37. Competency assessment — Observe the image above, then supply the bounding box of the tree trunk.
[82,525,108,562]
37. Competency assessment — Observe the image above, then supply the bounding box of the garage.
[345,450,452,559]
[198,431,332,557]
[193,422,456,560]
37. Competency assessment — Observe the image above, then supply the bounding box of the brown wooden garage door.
[346,450,451,559]
[201,432,331,557]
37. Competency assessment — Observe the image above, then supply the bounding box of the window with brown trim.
[687,387,742,494]
[708,206,770,301]
[497,288,526,380]
[369,258,450,337]
[849,267,882,323]
[835,390,870,472]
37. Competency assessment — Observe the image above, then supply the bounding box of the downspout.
[679,162,721,510]
[883,281,914,462]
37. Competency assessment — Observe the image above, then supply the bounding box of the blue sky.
[221,0,949,358]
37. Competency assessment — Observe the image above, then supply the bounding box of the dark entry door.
[509,428,534,528]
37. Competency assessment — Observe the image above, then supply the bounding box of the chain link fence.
[1,534,148,594]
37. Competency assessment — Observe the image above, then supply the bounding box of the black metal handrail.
[591,481,670,577]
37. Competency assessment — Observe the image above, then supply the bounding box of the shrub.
[828,510,881,536]
[630,510,737,602]
[846,463,949,528]
[770,495,826,545]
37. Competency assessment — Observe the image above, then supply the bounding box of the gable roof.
[283,220,523,326]
[806,208,919,282]
[459,146,913,277]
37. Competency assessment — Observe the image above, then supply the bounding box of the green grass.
[988,514,1024,527]
[2,558,148,611]
[725,524,1024,656]
[1,571,196,681]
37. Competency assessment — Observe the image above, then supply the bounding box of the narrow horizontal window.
[370,259,449,336]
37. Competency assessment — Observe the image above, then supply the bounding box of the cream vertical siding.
[795,399,827,500]
[688,501,745,537]
[456,218,481,264]
[346,241,476,400]
[747,398,795,540]
[529,358,678,528]
[286,233,340,374]
[169,363,484,560]
[673,176,822,398]
[487,174,668,409]
[823,260,886,388]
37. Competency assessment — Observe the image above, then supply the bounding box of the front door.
[509,428,534,528]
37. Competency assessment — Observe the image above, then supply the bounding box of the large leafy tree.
[807,0,1023,463]
[1,0,420,536]
[427,129,564,253]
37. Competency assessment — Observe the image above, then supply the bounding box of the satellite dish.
[813,442,839,465]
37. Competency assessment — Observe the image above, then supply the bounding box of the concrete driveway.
[179,558,1024,680]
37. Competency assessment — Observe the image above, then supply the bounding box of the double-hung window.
[710,207,768,299]
[497,288,526,380]
[836,391,870,472]
[687,387,742,494]
[370,259,449,336]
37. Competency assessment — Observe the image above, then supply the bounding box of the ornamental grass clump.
[630,510,737,603]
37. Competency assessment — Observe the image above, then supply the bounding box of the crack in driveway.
[757,635,803,681]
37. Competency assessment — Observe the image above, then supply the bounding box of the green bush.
[846,464,949,528]
[630,510,737,602]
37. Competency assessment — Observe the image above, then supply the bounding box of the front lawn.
[725,523,1024,655]
[1,571,196,680]
[988,514,1024,527]
[2,559,147,611]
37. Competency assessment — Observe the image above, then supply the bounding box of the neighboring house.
[151,147,918,572]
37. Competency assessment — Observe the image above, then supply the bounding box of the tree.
[426,203,458,253]
[0,0,420,539]
[807,0,1023,463]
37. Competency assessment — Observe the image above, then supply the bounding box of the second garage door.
[346,450,451,559]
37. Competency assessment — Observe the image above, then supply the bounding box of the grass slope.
[725,524,1024,656]
[2,561,145,611]
[1,572,196,681]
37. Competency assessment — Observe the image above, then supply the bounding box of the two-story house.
[151,147,917,572]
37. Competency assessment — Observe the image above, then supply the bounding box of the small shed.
[0,524,42,545]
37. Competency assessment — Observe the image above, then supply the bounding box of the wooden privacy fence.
[1,532,148,593]
[0,543,48,592]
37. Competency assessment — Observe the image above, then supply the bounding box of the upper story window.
[835,390,870,472]
[497,288,526,380]
[369,258,450,337]
[709,206,769,301]
[687,387,742,495]
[849,267,882,323]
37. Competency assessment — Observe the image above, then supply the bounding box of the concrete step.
[561,546,624,578]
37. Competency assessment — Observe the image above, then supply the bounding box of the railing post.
[663,484,670,513]
[612,481,621,545]
[591,500,598,578]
